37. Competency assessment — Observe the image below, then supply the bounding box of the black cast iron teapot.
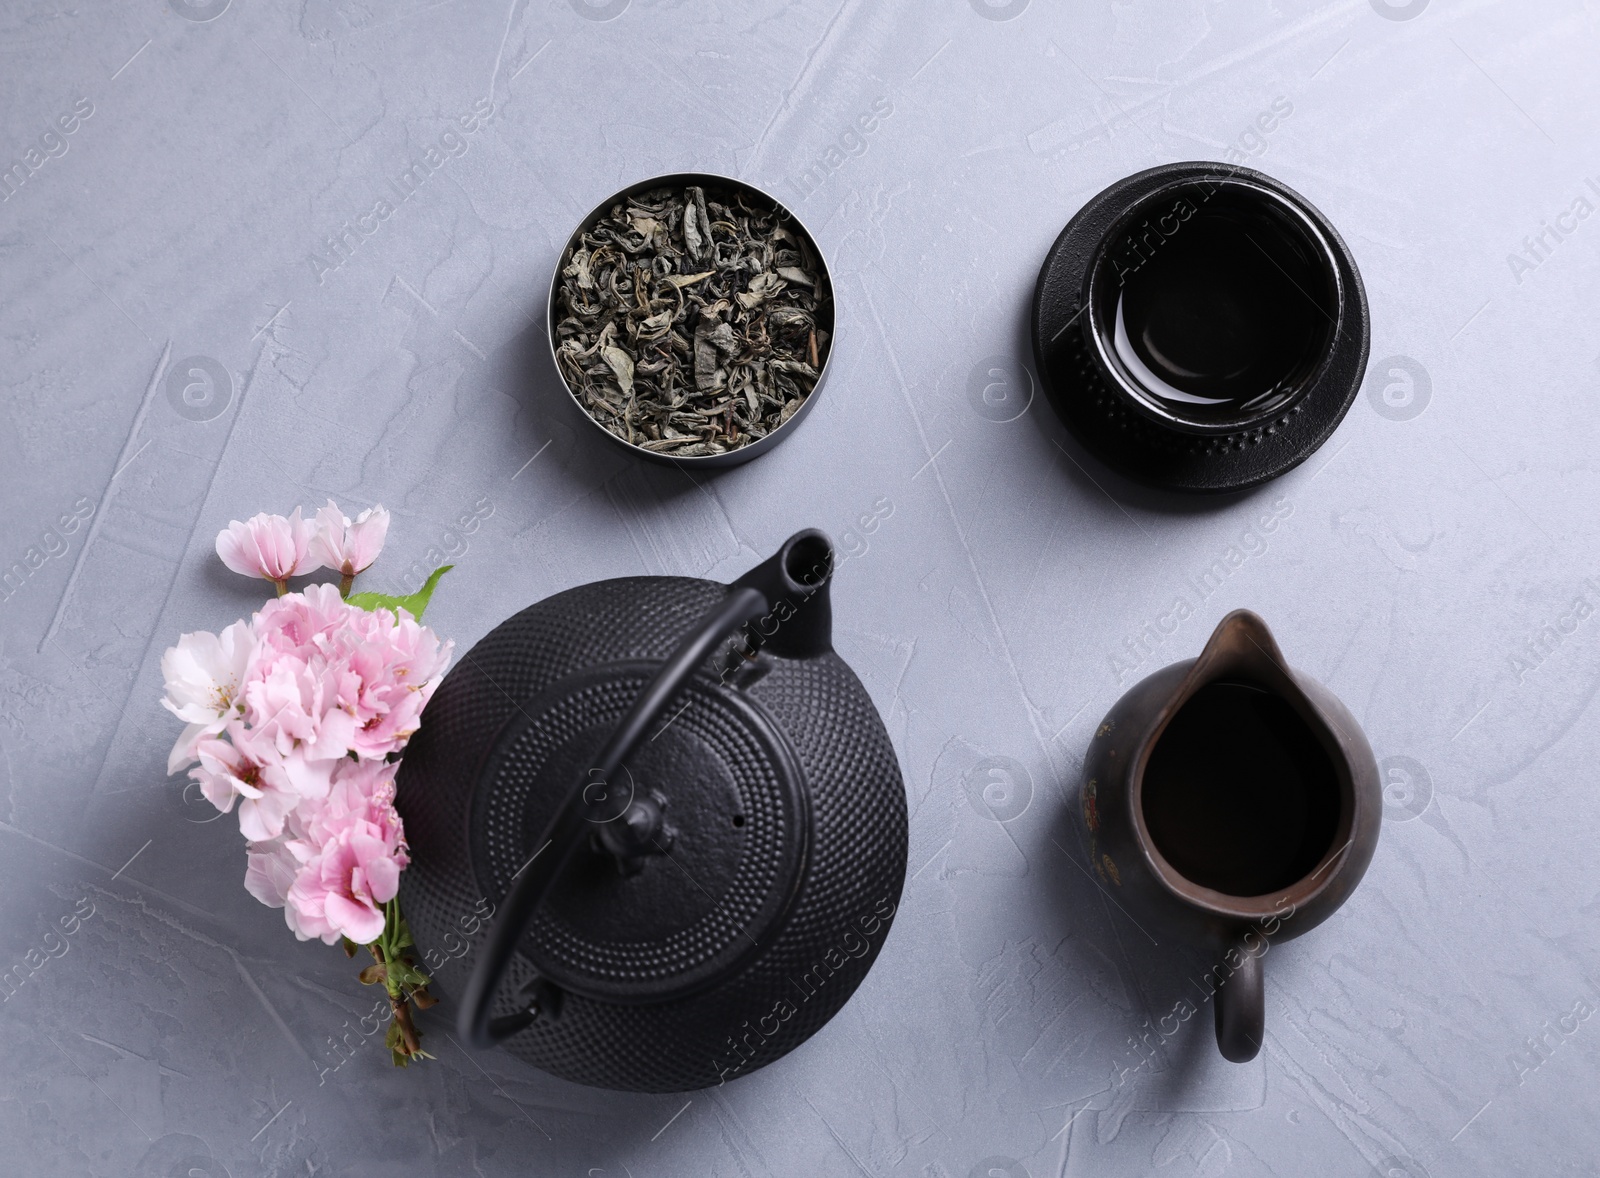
[395,530,907,1092]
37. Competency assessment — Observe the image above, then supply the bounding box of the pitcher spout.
[730,529,835,659]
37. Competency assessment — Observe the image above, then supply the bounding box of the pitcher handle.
[457,585,770,1050]
[1214,944,1265,1062]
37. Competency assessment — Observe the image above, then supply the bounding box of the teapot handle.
[457,585,771,1049]
[1214,942,1264,1063]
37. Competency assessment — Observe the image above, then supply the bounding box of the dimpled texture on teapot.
[396,575,906,1092]
[478,665,808,996]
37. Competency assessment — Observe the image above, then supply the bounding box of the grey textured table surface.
[3,0,1598,1174]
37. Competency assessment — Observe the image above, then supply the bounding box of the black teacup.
[1032,163,1370,493]
[1086,178,1341,434]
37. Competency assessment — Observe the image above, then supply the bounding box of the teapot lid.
[471,658,810,1004]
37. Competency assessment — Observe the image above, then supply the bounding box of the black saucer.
[1031,163,1369,494]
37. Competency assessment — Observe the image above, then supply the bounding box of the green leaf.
[389,959,431,989]
[389,914,416,952]
[347,565,453,620]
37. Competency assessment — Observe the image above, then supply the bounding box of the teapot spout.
[730,529,835,659]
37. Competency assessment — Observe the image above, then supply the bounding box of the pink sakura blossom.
[299,759,410,866]
[309,499,389,580]
[239,643,352,788]
[336,606,452,760]
[249,581,351,673]
[284,818,404,945]
[237,742,413,943]
[188,727,302,842]
[170,583,452,847]
[160,620,254,773]
[247,833,355,944]
[243,584,452,765]
[243,834,301,910]
[162,525,451,953]
[215,508,321,592]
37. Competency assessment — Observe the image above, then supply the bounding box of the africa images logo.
[307,99,497,285]
[710,896,896,1084]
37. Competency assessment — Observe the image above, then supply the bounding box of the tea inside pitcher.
[1141,680,1339,896]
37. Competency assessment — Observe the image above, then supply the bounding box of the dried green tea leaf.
[682,187,712,263]
[568,251,593,289]
[638,310,673,338]
[736,270,787,310]
[693,323,723,391]
[601,345,635,396]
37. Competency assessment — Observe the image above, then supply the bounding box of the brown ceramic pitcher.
[1081,610,1381,1062]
